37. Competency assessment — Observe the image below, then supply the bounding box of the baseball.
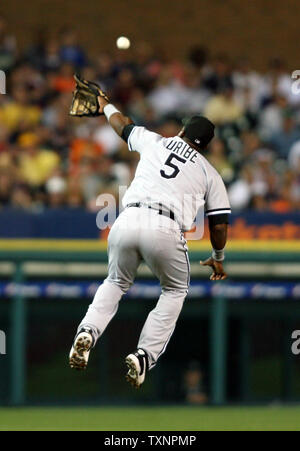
[116,36,130,50]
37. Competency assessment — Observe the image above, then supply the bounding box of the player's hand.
[200,257,227,281]
[97,95,109,114]
[69,74,110,117]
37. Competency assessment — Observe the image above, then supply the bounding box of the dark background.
[4,0,300,70]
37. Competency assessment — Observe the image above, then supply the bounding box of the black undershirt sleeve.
[121,124,136,143]
[208,213,230,226]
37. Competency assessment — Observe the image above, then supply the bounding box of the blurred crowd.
[0,16,300,213]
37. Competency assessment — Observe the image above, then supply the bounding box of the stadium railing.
[0,239,300,406]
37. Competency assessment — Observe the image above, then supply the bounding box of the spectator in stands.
[0,170,13,206]
[270,110,300,158]
[51,63,76,93]
[203,53,232,94]
[66,179,85,208]
[10,184,33,210]
[204,79,244,125]
[259,95,287,140]
[183,361,207,405]
[207,138,234,184]
[228,165,253,211]
[147,65,189,116]
[17,132,60,187]
[289,140,300,169]
[59,28,87,68]
[0,33,298,213]
[46,175,67,208]
[0,14,17,71]
[42,37,62,73]
[0,84,41,132]
[233,57,263,113]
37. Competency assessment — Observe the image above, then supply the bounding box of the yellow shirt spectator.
[204,94,243,125]
[18,133,60,186]
[0,102,41,131]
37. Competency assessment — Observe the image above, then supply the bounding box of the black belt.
[126,202,176,222]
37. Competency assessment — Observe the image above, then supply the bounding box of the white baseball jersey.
[78,125,231,370]
[122,126,231,231]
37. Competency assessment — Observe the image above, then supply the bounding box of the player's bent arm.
[97,96,134,137]
[106,108,134,137]
[200,215,229,281]
[98,94,164,153]
[209,222,227,253]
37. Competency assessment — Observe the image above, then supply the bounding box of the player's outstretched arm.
[200,222,228,281]
[97,95,134,137]
[69,74,133,135]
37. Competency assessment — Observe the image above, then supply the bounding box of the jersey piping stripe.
[206,207,231,213]
[127,126,137,151]
[149,326,176,370]
[185,250,191,290]
[206,209,231,216]
[149,234,190,370]
[180,232,190,291]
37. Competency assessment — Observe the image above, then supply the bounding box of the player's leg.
[79,226,141,336]
[126,227,189,387]
[70,214,141,370]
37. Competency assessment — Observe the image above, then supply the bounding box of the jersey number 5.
[160,153,186,179]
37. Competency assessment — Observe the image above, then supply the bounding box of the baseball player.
[69,76,231,388]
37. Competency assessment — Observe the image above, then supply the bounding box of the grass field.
[0,406,299,431]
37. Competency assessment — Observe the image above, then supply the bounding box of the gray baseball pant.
[78,207,190,369]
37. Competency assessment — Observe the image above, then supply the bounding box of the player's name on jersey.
[165,139,198,163]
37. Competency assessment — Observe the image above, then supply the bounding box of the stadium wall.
[0,209,299,240]
[4,0,300,69]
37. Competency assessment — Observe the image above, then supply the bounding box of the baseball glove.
[69,74,109,117]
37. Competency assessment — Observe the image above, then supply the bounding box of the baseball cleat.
[69,327,94,370]
[125,349,149,388]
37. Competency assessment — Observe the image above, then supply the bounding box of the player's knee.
[106,276,132,294]
[160,273,189,292]
[160,287,188,310]
[161,280,189,295]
